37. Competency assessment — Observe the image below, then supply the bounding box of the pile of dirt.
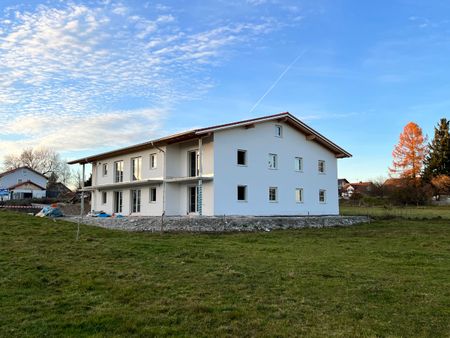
[59,201,90,216]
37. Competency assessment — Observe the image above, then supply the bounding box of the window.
[319,189,326,203]
[318,160,326,174]
[295,188,303,203]
[114,161,124,183]
[295,157,303,171]
[188,150,199,177]
[102,163,108,176]
[131,157,142,181]
[237,185,247,201]
[237,149,247,166]
[269,187,278,202]
[131,189,141,213]
[268,153,278,169]
[17,179,22,184]
[150,153,157,169]
[114,191,123,213]
[275,124,283,137]
[150,187,157,203]
[102,191,107,204]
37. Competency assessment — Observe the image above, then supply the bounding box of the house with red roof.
[341,181,374,199]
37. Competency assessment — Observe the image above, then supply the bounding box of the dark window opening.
[237,185,247,201]
[237,150,247,165]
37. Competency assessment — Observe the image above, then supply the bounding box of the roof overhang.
[68,112,351,165]
[67,131,199,165]
[196,112,352,158]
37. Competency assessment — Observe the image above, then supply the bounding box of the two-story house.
[68,112,351,216]
[0,167,48,200]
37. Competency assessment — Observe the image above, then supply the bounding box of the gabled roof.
[0,166,48,180]
[68,112,352,164]
[47,182,72,193]
[343,182,374,194]
[8,180,46,190]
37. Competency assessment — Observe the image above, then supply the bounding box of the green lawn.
[341,204,450,220]
[1,211,450,337]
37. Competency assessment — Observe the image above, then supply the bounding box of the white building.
[68,113,351,216]
[0,167,48,200]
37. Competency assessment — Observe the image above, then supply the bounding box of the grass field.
[1,211,450,337]
[341,204,450,220]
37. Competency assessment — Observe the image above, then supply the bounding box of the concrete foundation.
[65,215,370,233]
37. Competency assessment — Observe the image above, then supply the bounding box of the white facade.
[0,167,48,200]
[72,113,350,216]
[213,121,339,215]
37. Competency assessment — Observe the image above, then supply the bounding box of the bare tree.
[3,147,73,184]
[369,176,388,198]
[74,170,83,190]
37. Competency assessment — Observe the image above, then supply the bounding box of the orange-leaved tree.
[389,122,428,179]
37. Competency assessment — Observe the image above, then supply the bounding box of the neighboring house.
[338,178,349,197]
[341,181,374,199]
[68,112,351,216]
[46,182,72,198]
[0,167,48,200]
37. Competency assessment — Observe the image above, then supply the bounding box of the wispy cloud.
[0,2,276,118]
[0,1,282,159]
[1,109,166,158]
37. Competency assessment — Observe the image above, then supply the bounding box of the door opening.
[188,150,199,177]
[188,186,197,213]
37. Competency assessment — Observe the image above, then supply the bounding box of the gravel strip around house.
[63,215,370,232]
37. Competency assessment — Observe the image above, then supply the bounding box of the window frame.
[188,150,199,177]
[268,153,278,170]
[114,161,124,183]
[319,189,327,203]
[102,191,107,204]
[149,187,157,203]
[131,157,142,181]
[268,187,278,203]
[295,188,304,203]
[114,191,123,213]
[237,185,247,202]
[295,157,303,172]
[237,149,247,166]
[131,189,142,213]
[275,124,283,138]
[318,160,326,174]
[102,163,108,176]
[150,153,157,170]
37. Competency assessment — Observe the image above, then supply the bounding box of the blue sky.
[0,0,448,181]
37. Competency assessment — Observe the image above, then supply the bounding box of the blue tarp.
[36,206,64,218]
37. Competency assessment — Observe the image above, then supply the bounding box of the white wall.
[93,147,165,187]
[165,137,214,178]
[213,121,339,216]
[86,121,341,217]
[90,137,215,216]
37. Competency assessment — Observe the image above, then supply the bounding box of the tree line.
[382,118,449,204]
[390,118,450,180]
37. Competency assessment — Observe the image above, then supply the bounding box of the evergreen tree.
[423,118,450,180]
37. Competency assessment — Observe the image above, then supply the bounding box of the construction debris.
[36,205,64,218]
